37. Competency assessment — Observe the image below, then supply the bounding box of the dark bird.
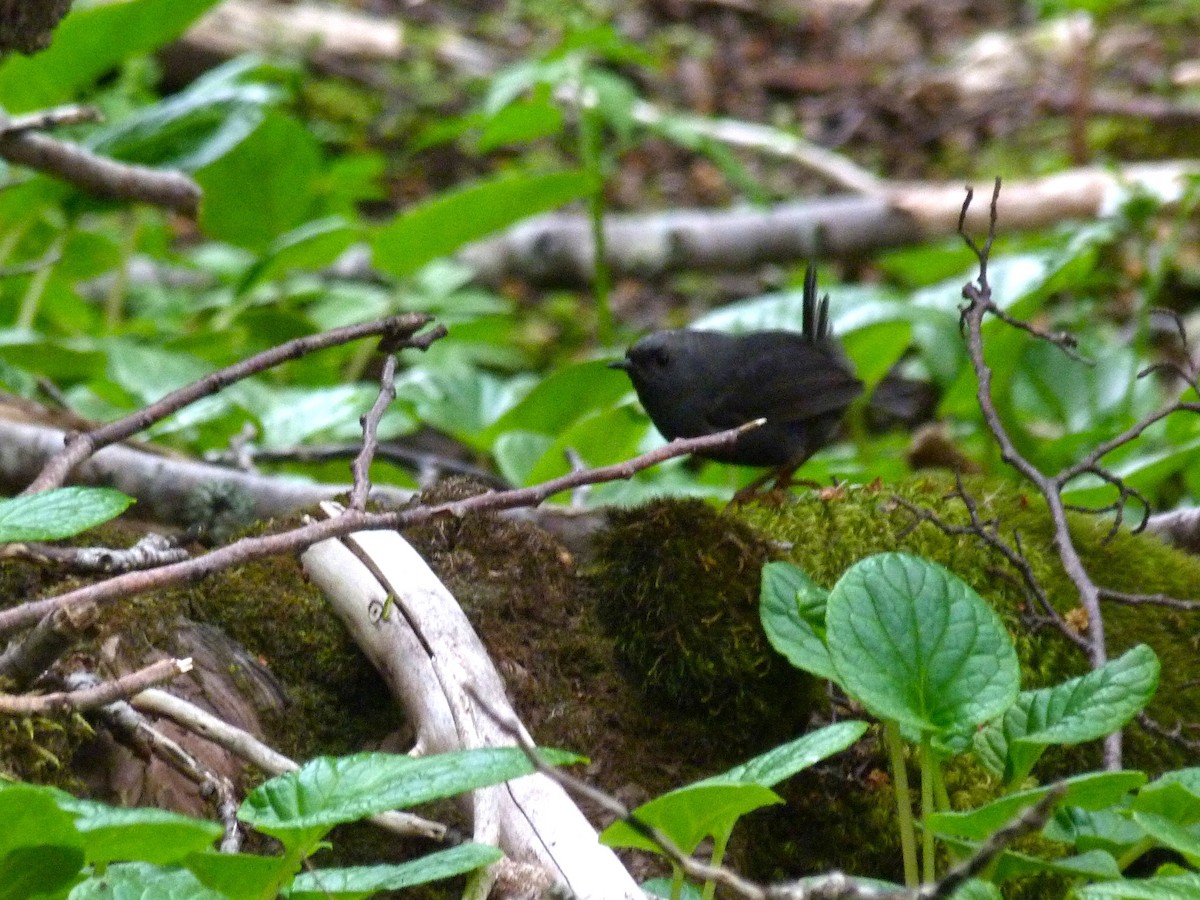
[609,265,862,493]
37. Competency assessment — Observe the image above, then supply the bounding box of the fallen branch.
[458,162,1200,285]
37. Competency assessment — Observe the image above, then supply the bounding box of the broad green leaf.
[0,0,225,112]
[1076,873,1200,900]
[197,112,322,251]
[482,360,630,442]
[240,748,578,845]
[600,783,781,855]
[980,845,1122,884]
[521,405,649,487]
[759,561,836,682]
[0,785,84,899]
[950,881,1004,900]
[1133,812,1200,865]
[0,335,107,382]
[825,553,1020,733]
[699,721,868,788]
[928,770,1147,840]
[492,431,556,486]
[643,878,703,900]
[68,861,223,900]
[74,808,221,866]
[975,644,1159,785]
[0,845,84,900]
[477,93,564,151]
[0,487,134,543]
[237,217,361,294]
[1045,805,1147,856]
[372,170,595,278]
[286,844,503,899]
[185,851,291,900]
[1136,769,1200,818]
[89,58,282,172]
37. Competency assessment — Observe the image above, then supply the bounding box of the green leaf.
[74,808,221,867]
[1044,805,1147,856]
[477,93,564,151]
[237,217,362,294]
[825,553,1020,734]
[287,844,503,899]
[600,783,781,855]
[0,785,85,899]
[481,360,631,442]
[184,851,292,900]
[0,487,134,543]
[89,58,282,172]
[963,844,1123,884]
[239,748,578,846]
[69,861,224,899]
[699,721,868,788]
[1132,812,1200,865]
[0,0,225,113]
[759,561,836,682]
[492,431,556,486]
[928,770,1147,840]
[197,112,322,250]
[1134,769,1200,823]
[1076,872,1200,900]
[975,644,1160,785]
[520,405,649,487]
[372,170,595,278]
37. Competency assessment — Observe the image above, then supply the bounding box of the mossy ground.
[585,475,1200,880]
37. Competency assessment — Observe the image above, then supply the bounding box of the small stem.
[104,210,141,331]
[884,719,920,887]
[701,829,732,900]
[921,734,937,882]
[16,231,65,330]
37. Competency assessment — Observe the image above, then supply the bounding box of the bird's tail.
[802,263,831,342]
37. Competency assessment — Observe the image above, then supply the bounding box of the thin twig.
[957,180,1118,766]
[23,313,441,495]
[350,354,398,510]
[0,657,191,713]
[0,130,200,216]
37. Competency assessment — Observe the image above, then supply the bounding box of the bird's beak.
[607,358,631,371]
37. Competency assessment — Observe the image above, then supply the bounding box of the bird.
[609,265,862,496]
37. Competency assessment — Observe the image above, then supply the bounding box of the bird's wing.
[703,341,863,430]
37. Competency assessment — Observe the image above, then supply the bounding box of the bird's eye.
[650,347,670,367]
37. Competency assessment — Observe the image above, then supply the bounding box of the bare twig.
[0,105,101,134]
[132,688,446,842]
[957,180,1120,766]
[0,533,189,573]
[350,354,398,510]
[0,421,763,637]
[0,131,200,216]
[206,441,509,489]
[0,657,191,713]
[0,602,97,686]
[23,313,441,495]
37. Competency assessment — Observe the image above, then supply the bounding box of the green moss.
[588,498,823,743]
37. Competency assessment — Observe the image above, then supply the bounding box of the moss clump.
[588,498,824,745]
